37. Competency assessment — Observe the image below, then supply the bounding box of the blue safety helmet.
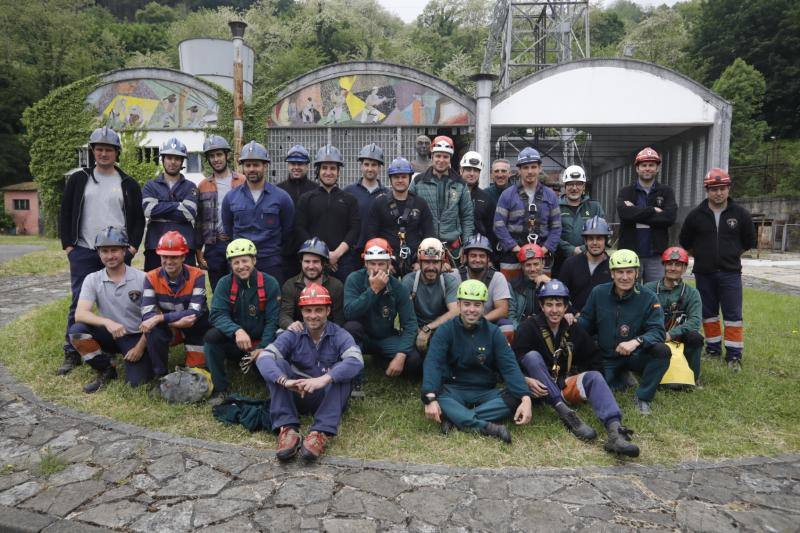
[358,143,384,164]
[94,226,129,248]
[202,135,231,154]
[581,216,612,237]
[160,137,188,158]
[516,147,542,167]
[89,127,121,150]
[462,233,493,254]
[286,144,310,163]
[239,140,271,163]
[538,279,570,300]
[297,237,330,260]
[387,157,413,176]
[314,144,344,167]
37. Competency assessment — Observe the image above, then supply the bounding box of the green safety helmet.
[226,238,257,260]
[609,249,640,270]
[457,280,489,302]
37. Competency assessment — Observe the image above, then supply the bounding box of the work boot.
[633,396,652,416]
[83,366,117,394]
[727,359,742,373]
[440,416,455,435]
[56,351,81,376]
[704,347,721,358]
[300,431,330,462]
[554,402,597,441]
[208,390,229,407]
[480,422,511,444]
[603,420,640,457]
[620,371,638,389]
[275,426,302,462]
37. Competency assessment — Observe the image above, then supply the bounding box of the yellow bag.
[660,341,695,389]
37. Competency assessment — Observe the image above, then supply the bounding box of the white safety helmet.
[417,237,445,261]
[561,165,587,184]
[459,151,483,171]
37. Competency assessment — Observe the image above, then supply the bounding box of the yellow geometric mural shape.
[339,76,356,91]
[103,95,160,125]
[345,92,367,119]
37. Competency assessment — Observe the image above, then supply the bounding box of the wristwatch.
[422,325,432,334]
[635,336,644,346]
[421,393,437,405]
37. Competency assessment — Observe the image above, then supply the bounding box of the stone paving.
[0,276,798,531]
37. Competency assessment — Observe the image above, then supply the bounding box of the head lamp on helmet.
[561,165,586,184]
[417,237,445,261]
[517,243,545,264]
[459,151,483,171]
[661,246,689,264]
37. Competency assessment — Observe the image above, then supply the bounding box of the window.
[185,153,202,174]
[13,199,30,211]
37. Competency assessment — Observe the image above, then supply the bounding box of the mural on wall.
[86,79,218,130]
[269,74,471,127]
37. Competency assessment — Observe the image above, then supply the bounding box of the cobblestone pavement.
[0,275,798,532]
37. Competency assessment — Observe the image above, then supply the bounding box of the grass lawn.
[0,235,67,277]
[0,287,798,469]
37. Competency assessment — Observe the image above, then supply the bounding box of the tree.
[590,10,625,55]
[619,8,689,71]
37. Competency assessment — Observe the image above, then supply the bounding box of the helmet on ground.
[156,231,189,256]
[417,238,445,261]
[459,151,483,171]
[358,143,384,164]
[538,279,570,300]
[387,157,413,176]
[561,165,587,184]
[160,137,188,158]
[286,144,310,163]
[457,280,488,302]
[661,246,689,264]
[226,238,257,260]
[462,234,493,254]
[238,140,271,163]
[315,144,344,167]
[609,249,640,270]
[635,147,661,165]
[516,147,542,167]
[298,283,332,307]
[298,237,330,260]
[430,135,454,155]
[703,167,731,188]
[581,216,612,237]
[202,135,231,154]
[89,127,121,149]
[155,366,213,403]
[517,243,545,264]
[94,226,129,248]
[362,238,393,261]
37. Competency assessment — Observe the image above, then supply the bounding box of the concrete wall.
[736,196,800,222]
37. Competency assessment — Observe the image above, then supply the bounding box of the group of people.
[58,126,756,462]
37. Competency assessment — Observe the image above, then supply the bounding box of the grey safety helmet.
[154,367,213,404]
[358,143,384,164]
[238,140,271,163]
[202,135,231,154]
[88,127,121,150]
[462,233,493,254]
[286,144,310,163]
[298,237,330,260]
[94,226,129,248]
[160,137,188,158]
[314,144,344,167]
[581,216,612,237]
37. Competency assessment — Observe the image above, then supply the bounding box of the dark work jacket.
[559,253,611,312]
[365,191,434,264]
[277,175,317,205]
[294,185,360,252]
[469,185,497,247]
[679,199,756,273]
[616,181,677,256]
[59,166,144,250]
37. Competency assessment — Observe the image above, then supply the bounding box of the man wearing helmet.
[494,147,561,282]
[58,127,145,376]
[510,243,550,324]
[645,246,703,382]
[295,144,361,283]
[366,157,434,276]
[460,151,498,253]
[410,135,474,263]
[279,238,345,332]
[402,238,461,353]
[69,227,150,393]
[252,283,364,462]
[344,239,420,377]
[559,216,613,312]
[617,147,677,283]
[142,137,199,272]
[221,141,294,285]
[554,165,604,278]
[679,168,756,372]
[513,280,640,457]
[277,144,316,204]
[422,280,532,443]
[140,231,210,374]
[578,249,670,415]
[345,143,387,258]
[204,238,280,398]
[196,135,245,291]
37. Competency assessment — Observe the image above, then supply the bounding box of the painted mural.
[86,79,218,130]
[268,74,471,128]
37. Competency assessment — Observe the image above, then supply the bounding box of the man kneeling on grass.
[247,284,363,462]
[421,280,532,443]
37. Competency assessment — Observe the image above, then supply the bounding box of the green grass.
[0,288,798,468]
[0,235,67,276]
[36,447,67,477]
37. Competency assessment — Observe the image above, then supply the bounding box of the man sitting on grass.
[421,280,532,443]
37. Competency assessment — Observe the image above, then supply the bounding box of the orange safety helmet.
[298,283,332,306]
[634,147,661,165]
[661,246,689,264]
[703,167,731,188]
[517,243,545,264]
[430,135,455,155]
[156,231,189,256]
[362,237,393,260]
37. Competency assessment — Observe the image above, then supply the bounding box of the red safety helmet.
[517,243,545,264]
[298,283,332,307]
[703,167,731,188]
[430,135,454,155]
[362,237,393,260]
[156,231,189,256]
[634,147,661,165]
[661,246,689,264]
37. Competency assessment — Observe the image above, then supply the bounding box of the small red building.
[1,181,40,235]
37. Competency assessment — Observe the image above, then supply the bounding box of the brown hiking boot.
[300,431,330,462]
[275,426,301,462]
